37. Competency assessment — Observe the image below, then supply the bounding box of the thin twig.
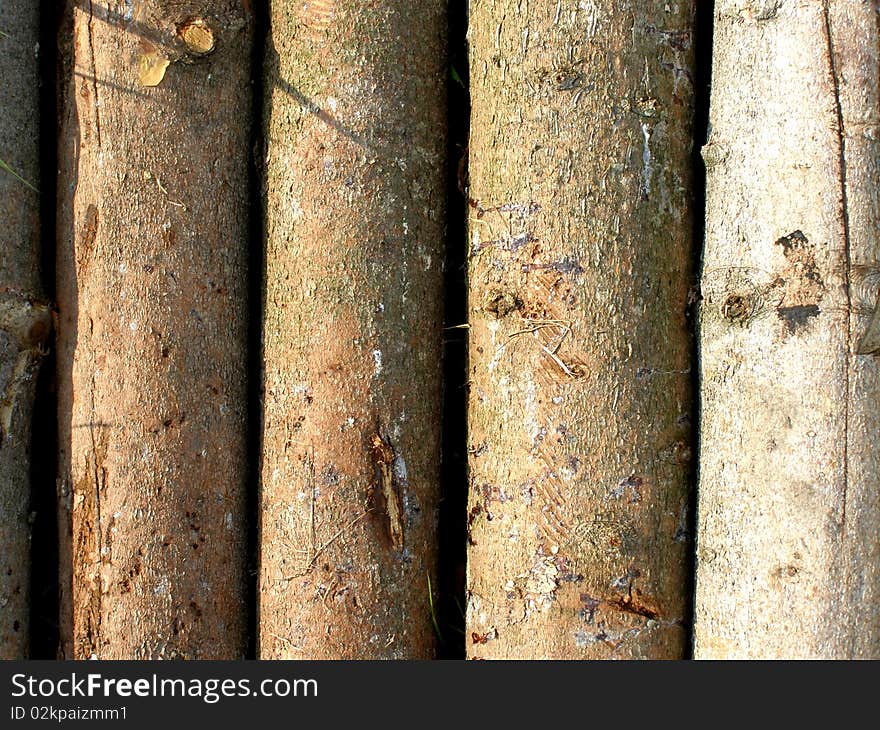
[281,510,372,580]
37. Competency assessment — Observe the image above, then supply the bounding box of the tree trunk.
[259,1,447,659]
[0,0,50,659]
[465,1,695,658]
[56,0,252,659]
[695,0,880,659]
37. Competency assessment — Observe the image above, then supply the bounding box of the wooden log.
[465,0,696,658]
[695,0,880,659]
[259,0,447,658]
[56,0,252,659]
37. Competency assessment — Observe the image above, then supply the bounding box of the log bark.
[0,0,50,659]
[56,0,252,659]
[465,1,696,658]
[259,1,447,658]
[694,0,880,659]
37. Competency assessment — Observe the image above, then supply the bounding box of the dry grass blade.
[0,157,38,192]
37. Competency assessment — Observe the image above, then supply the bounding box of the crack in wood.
[821,1,852,529]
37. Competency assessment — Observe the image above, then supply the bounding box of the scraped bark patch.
[370,433,404,552]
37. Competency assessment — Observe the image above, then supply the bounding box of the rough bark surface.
[0,0,50,659]
[695,0,880,659]
[465,1,695,658]
[259,1,447,659]
[57,0,251,659]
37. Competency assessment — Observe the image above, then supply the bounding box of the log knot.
[0,291,51,350]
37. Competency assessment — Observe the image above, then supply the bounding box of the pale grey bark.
[695,0,880,659]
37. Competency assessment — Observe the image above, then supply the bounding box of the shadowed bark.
[0,0,51,659]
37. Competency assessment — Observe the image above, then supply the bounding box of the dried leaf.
[138,52,170,87]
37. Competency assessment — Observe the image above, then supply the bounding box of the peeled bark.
[465,1,695,658]
[259,1,447,658]
[56,1,251,659]
[0,0,50,659]
[694,0,880,659]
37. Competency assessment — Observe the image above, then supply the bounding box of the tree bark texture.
[259,1,447,659]
[57,0,252,659]
[0,0,50,659]
[466,1,696,658]
[695,0,880,659]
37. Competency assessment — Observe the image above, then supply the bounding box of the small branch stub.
[178,19,216,56]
